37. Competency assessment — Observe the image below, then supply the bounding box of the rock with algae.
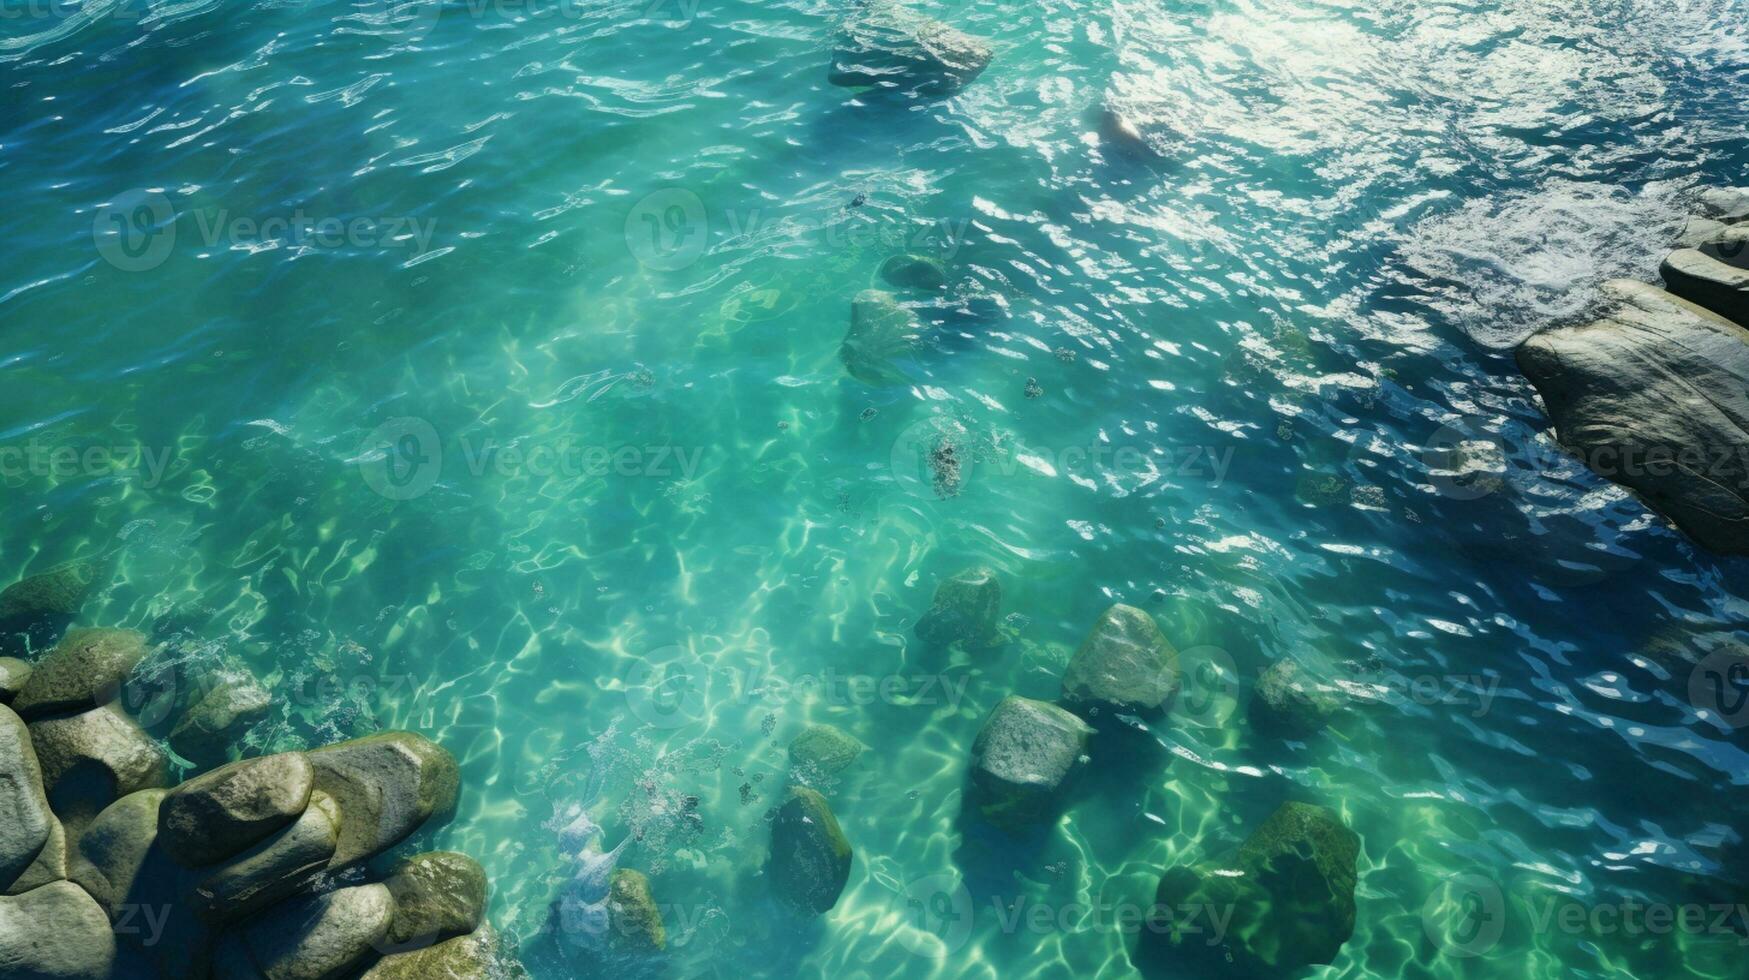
[914,566,1003,649]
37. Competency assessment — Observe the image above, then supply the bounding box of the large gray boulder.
[170,672,272,768]
[67,788,175,915]
[915,566,1003,649]
[1148,801,1359,973]
[0,558,105,652]
[1661,245,1749,326]
[1060,604,1180,717]
[840,289,922,385]
[0,705,54,892]
[225,882,396,980]
[767,786,852,915]
[187,790,341,923]
[307,732,458,867]
[1517,279,1749,554]
[159,753,314,867]
[1249,659,1339,738]
[968,695,1092,829]
[787,723,865,783]
[828,5,992,97]
[11,627,147,721]
[382,851,487,950]
[27,701,168,830]
[0,880,117,979]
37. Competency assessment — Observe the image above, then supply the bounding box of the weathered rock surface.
[187,790,340,923]
[170,673,272,768]
[27,701,168,829]
[12,627,147,721]
[828,5,992,97]
[0,704,54,892]
[879,253,947,291]
[1060,603,1179,716]
[602,868,665,954]
[968,695,1092,829]
[307,732,458,867]
[915,566,1002,649]
[0,558,105,652]
[767,786,852,915]
[358,927,514,980]
[0,880,118,979]
[159,752,314,867]
[1662,246,1749,326]
[0,658,29,703]
[67,788,175,915]
[227,882,395,980]
[788,724,865,781]
[1249,659,1339,738]
[383,851,486,950]
[1149,801,1359,973]
[1698,186,1749,223]
[841,289,922,385]
[1517,279,1749,554]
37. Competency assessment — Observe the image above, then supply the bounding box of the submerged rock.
[0,880,117,979]
[0,705,54,893]
[767,786,852,915]
[1517,279,1749,554]
[1148,801,1359,973]
[968,695,1092,829]
[828,6,992,97]
[602,868,665,954]
[915,566,1003,649]
[878,253,948,291]
[170,672,273,767]
[307,731,459,867]
[1096,107,1162,161]
[27,701,168,830]
[359,926,517,980]
[186,790,341,923]
[160,752,314,867]
[841,289,922,385]
[383,851,487,950]
[1060,604,1179,717]
[229,882,395,980]
[788,723,865,781]
[1249,659,1339,738]
[11,627,147,721]
[0,558,105,652]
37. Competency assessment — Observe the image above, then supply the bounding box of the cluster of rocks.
[759,724,865,917]
[0,562,515,980]
[911,566,1360,971]
[1517,187,1749,554]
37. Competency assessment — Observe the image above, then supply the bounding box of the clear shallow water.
[4,0,1749,977]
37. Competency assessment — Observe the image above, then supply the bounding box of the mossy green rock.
[0,558,105,648]
[186,790,341,923]
[1149,801,1359,972]
[1249,659,1339,738]
[1060,604,1179,717]
[12,627,147,721]
[0,705,54,893]
[68,788,175,915]
[160,753,314,867]
[968,695,1092,829]
[767,786,852,915]
[788,724,865,780]
[878,253,948,291]
[170,673,272,767]
[384,851,487,949]
[307,731,459,867]
[233,882,395,980]
[605,868,666,953]
[915,566,1002,649]
[0,880,117,979]
[27,701,168,831]
[359,927,523,980]
[841,289,921,385]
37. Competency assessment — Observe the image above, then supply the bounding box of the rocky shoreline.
[0,562,521,980]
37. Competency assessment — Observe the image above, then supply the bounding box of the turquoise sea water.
[5,0,1749,977]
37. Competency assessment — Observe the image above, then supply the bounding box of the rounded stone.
[1060,603,1179,716]
[0,880,117,979]
[915,566,1003,649]
[27,702,169,830]
[12,628,148,721]
[968,695,1092,829]
[169,673,273,768]
[159,753,314,867]
[307,732,459,867]
[237,882,395,980]
[767,786,852,915]
[787,724,865,781]
[0,705,53,892]
[383,851,487,949]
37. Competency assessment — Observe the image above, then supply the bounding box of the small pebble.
[859,407,878,422]
[1024,378,1043,399]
